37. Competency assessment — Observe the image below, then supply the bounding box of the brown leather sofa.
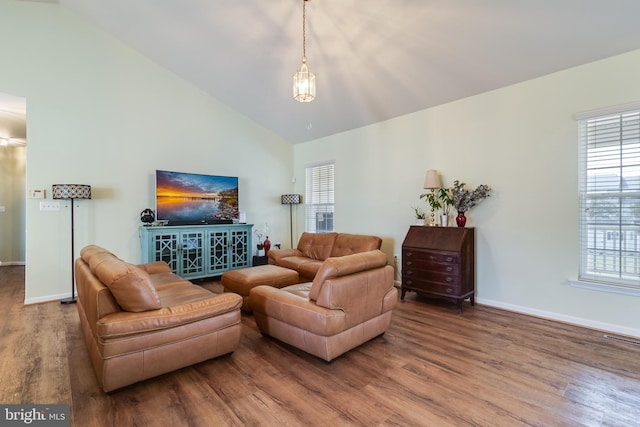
[75,245,243,392]
[267,232,382,281]
[250,250,397,362]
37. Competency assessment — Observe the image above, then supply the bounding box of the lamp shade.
[423,170,442,189]
[52,184,92,200]
[281,194,302,204]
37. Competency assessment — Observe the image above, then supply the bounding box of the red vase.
[456,212,467,227]
[263,237,271,254]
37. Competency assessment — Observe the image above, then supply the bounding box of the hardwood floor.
[1,265,639,426]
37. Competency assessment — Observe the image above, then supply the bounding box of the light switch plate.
[40,201,60,211]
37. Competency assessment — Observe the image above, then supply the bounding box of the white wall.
[294,50,640,338]
[0,1,294,302]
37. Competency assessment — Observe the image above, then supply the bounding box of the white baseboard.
[24,292,69,305]
[0,261,26,266]
[476,297,640,340]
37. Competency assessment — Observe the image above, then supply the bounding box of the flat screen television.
[155,169,239,225]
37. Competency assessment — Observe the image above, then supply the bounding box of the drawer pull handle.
[406,280,413,285]
[446,288,453,293]
[406,252,412,257]
[407,271,413,275]
[406,261,412,266]
[429,255,436,260]
[446,256,453,262]
[446,266,453,272]
[446,277,453,282]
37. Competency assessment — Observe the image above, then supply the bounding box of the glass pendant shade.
[293,57,316,102]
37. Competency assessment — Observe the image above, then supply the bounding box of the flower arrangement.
[452,180,491,213]
[254,223,269,250]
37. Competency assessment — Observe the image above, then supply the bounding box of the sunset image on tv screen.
[156,170,239,223]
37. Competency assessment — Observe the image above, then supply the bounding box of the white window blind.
[578,110,640,289]
[305,162,334,233]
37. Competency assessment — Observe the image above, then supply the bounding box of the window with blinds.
[305,162,334,233]
[578,109,640,289]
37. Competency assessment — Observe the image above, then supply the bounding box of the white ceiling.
[6,1,640,144]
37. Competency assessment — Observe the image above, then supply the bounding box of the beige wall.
[0,1,294,302]
[294,50,640,338]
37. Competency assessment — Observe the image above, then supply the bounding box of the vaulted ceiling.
[6,0,640,144]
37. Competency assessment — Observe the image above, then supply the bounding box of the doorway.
[0,92,27,266]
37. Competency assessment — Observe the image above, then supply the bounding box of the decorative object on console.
[263,236,271,254]
[281,194,302,248]
[52,184,91,304]
[437,187,454,227]
[452,180,492,227]
[420,169,442,227]
[293,0,316,102]
[255,223,269,256]
[412,206,426,226]
[140,208,155,226]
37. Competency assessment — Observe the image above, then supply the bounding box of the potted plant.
[412,206,426,226]
[452,180,492,227]
[420,191,441,226]
[437,187,454,226]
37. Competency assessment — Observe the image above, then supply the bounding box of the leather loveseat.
[75,245,243,392]
[250,250,397,362]
[267,232,382,281]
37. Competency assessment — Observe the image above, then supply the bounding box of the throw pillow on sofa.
[84,248,161,312]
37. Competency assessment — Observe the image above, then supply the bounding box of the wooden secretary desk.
[401,226,475,313]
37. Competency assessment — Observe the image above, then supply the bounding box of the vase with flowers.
[254,223,269,256]
[452,180,492,227]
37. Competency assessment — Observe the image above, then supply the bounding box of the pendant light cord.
[302,0,307,59]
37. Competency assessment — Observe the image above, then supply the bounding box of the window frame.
[304,161,335,234]
[575,103,640,292]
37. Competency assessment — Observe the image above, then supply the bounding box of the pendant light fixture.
[293,0,316,102]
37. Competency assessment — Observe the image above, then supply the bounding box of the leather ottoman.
[222,265,299,312]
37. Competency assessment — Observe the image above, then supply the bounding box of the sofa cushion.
[297,232,338,261]
[330,233,382,257]
[87,251,162,312]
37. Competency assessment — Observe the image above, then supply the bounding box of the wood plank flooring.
[1,265,639,426]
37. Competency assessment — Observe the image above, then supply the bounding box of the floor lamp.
[281,194,301,248]
[52,184,92,304]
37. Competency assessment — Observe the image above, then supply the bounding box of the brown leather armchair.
[250,250,397,362]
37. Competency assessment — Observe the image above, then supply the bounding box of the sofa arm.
[96,292,242,339]
[136,261,172,275]
[267,248,301,264]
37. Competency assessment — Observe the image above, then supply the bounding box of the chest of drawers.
[401,226,475,313]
